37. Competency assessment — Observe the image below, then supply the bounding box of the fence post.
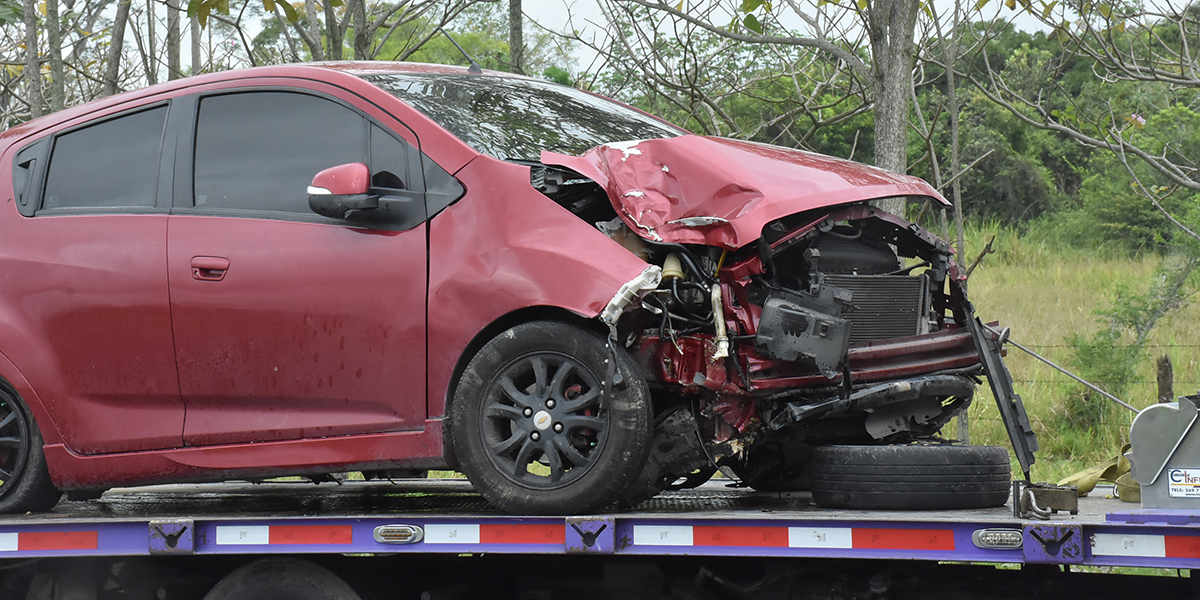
[1157,354,1174,403]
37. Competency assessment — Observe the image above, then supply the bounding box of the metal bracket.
[963,304,1039,477]
[566,517,615,554]
[1023,523,1083,564]
[1014,481,1079,519]
[149,519,194,555]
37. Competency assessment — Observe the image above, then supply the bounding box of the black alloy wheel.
[0,395,32,491]
[483,352,607,487]
[0,386,60,513]
[450,321,652,515]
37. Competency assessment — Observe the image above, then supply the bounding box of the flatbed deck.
[0,479,1194,571]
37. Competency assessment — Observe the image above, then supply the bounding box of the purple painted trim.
[1023,524,1083,564]
[1106,509,1200,525]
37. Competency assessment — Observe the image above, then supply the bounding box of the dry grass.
[958,223,1200,483]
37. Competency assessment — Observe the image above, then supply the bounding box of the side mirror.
[308,162,378,219]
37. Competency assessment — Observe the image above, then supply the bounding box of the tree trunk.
[303,0,323,60]
[509,0,523,74]
[104,0,132,97]
[191,15,201,74]
[47,0,64,111]
[324,0,343,60]
[23,0,41,119]
[146,0,156,84]
[867,0,919,217]
[166,0,180,80]
[352,0,369,60]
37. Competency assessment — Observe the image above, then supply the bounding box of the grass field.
[957,222,1200,483]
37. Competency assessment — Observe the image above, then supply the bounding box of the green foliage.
[0,0,22,24]
[1063,253,1199,431]
[542,66,571,86]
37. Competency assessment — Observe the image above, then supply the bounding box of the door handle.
[191,256,230,281]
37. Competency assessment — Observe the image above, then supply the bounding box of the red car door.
[166,87,429,446]
[1,105,184,454]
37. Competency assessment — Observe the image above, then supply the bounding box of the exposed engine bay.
[525,160,1037,499]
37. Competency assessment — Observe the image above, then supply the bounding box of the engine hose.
[643,240,716,283]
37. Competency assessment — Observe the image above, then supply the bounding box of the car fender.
[427,156,650,419]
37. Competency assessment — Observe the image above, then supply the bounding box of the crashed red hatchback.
[0,62,1035,515]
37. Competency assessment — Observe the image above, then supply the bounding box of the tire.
[448,321,652,515]
[0,386,61,513]
[809,444,1011,510]
[203,558,361,600]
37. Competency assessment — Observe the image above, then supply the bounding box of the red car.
[0,62,1034,515]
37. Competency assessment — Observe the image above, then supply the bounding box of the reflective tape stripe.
[853,528,955,551]
[214,525,351,546]
[789,527,854,549]
[216,526,270,545]
[1166,535,1200,558]
[1093,533,1166,557]
[633,525,953,551]
[425,524,480,544]
[633,525,694,546]
[480,524,564,545]
[694,526,788,547]
[424,523,565,545]
[269,525,352,545]
[0,531,98,552]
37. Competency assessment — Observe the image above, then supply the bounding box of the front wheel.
[0,386,61,513]
[449,321,652,515]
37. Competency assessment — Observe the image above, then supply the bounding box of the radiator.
[823,274,929,342]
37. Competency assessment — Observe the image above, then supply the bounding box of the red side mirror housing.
[308,162,377,219]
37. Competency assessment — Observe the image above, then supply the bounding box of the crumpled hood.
[543,135,948,248]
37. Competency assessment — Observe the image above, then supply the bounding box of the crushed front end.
[618,204,991,493]
[536,135,1037,500]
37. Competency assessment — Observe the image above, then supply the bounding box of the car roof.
[0,62,524,144]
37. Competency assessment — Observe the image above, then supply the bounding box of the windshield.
[360,73,685,161]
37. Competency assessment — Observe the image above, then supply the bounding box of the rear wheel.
[449,321,652,515]
[0,387,60,513]
[203,558,361,600]
[809,444,1011,510]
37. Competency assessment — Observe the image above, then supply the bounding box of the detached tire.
[449,321,652,515]
[810,445,1011,510]
[203,558,361,600]
[0,386,61,513]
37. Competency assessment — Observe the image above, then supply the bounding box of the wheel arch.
[440,305,606,469]
[0,350,61,447]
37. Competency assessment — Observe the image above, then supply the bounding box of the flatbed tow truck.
[1,477,1196,599]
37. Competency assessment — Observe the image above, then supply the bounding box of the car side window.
[193,91,367,214]
[41,106,168,211]
[369,124,413,192]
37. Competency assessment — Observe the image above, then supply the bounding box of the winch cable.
[983,324,1138,414]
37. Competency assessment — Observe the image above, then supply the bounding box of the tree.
[974,0,1200,241]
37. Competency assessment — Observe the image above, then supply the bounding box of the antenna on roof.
[439,29,483,75]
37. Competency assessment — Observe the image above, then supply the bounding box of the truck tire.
[202,558,361,600]
[0,386,61,513]
[809,444,1011,510]
[448,321,652,515]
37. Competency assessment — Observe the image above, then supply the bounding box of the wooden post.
[1157,354,1174,403]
